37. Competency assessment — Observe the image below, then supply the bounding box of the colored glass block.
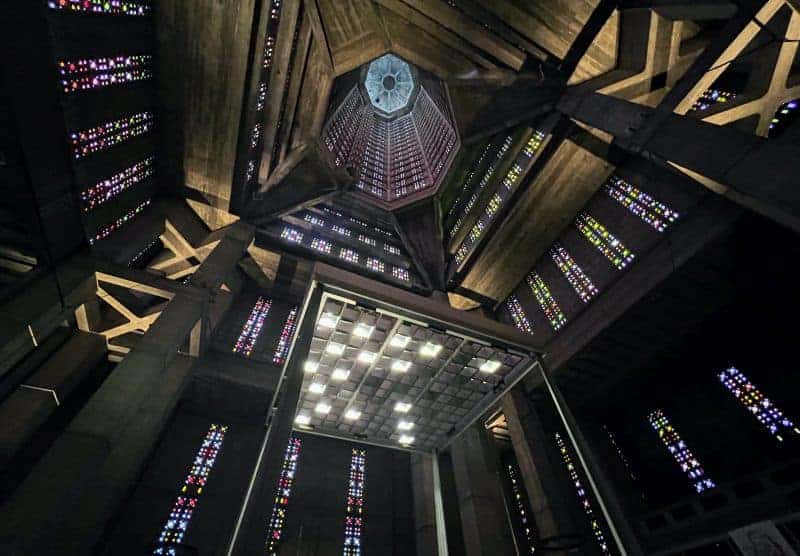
[647,409,715,493]
[80,156,154,211]
[48,0,151,16]
[505,295,533,334]
[58,55,152,93]
[342,449,366,556]
[526,273,566,331]
[89,198,151,245]
[550,243,598,303]
[604,176,678,232]
[266,437,301,555]
[575,212,634,270]
[70,111,154,159]
[232,297,273,356]
[272,307,298,365]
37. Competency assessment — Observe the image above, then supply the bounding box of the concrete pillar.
[502,388,578,546]
[411,453,439,556]
[0,223,253,555]
[228,282,323,555]
[450,424,516,556]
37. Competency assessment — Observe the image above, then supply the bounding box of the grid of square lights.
[153,424,227,554]
[70,111,154,159]
[365,258,384,273]
[333,225,351,237]
[575,211,634,270]
[80,156,154,212]
[555,432,611,555]
[605,176,679,232]
[294,300,525,451]
[281,226,303,244]
[304,213,326,227]
[718,367,800,441]
[265,437,301,555]
[507,463,536,553]
[273,307,298,365]
[526,273,566,331]
[339,248,359,264]
[232,297,272,356]
[48,0,151,15]
[58,54,152,93]
[647,409,715,493]
[505,295,533,334]
[392,266,410,282]
[550,243,597,303]
[343,449,366,556]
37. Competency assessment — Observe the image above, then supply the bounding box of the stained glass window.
[718,367,800,441]
[392,266,410,282]
[339,248,359,264]
[48,0,151,16]
[604,177,678,232]
[506,295,533,334]
[526,273,566,331]
[364,54,414,114]
[305,214,326,227]
[357,234,376,246]
[343,449,366,556]
[311,238,333,254]
[575,212,634,270]
[555,433,610,555]
[80,156,154,211]
[365,258,384,273]
[384,244,400,256]
[550,243,597,303]
[266,437,302,556]
[70,111,154,159]
[507,463,536,553]
[281,227,303,244]
[89,198,151,245]
[690,89,736,112]
[333,225,351,237]
[153,424,228,554]
[232,297,272,356]
[273,307,298,365]
[647,409,715,493]
[58,55,152,93]
[768,98,799,139]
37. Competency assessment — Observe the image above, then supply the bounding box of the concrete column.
[502,388,578,546]
[411,453,440,556]
[450,424,516,556]
[0,223,253,555]
[228,282,323,555]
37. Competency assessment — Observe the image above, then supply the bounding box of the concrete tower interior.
[2,1,800,554]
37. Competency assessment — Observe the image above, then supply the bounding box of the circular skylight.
[364,54,414,114]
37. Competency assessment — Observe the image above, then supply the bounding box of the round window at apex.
[363,53,415,115]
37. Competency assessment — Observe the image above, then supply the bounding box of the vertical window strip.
[89,198,151,245]
[153,424,228,554]
[343,449,366,556]
[233,297,273,356]
[555,433,611,556]
[689,89,736,112]
[718,367,800,441]
[273,307,298,365]
[647,409,715,493]
[602,425,639,484]
[48,0,151,15]
[604,177,678,232]
[768,98,799,139]
[526,273,566,331]
[58,55,152,93]
[507,463,536,553]
[550,243,597,303]
[575,212,634,270]
[266,437,302,555]
[505,295,533,334]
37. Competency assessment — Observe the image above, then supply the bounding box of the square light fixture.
[332,368,350,381]
[345,408,362,420]
[325,342,345,355]
[314,402,331,414]
[398,435,415,445]
[353,323,374,339]
[420,342,442,358]
[304,361,319,373]
[394,401,412,413]
[295,414,311,426]
[391,360,411,372]
[397,420,414,431]
[480,360,501,373]
[358,351,376,364]
[318,313,339,329]
[309,382,326,394]
[390,334,410,348]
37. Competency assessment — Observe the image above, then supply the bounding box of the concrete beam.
[0,225,253,554]
[559,89,800,232]
[411,454,440,556]
[618,0,739,20]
